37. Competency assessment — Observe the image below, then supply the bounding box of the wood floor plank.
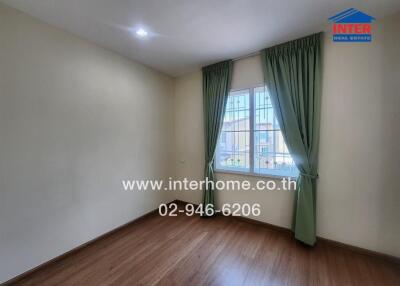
[6,212,400,286]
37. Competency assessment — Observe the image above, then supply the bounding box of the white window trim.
[214,86,298,179]
[214,168,298,180]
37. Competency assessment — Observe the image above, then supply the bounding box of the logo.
[329,8,375,42]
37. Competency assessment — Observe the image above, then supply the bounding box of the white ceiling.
[2,0,400,77]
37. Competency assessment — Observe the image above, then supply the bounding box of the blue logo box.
[333,34,372,42]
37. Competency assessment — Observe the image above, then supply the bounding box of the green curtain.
[261,33,323,245]
[202,60,233,215]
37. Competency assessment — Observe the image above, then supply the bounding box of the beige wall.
[0,3,174,283]
[317,13,400,257]
[173,14,400,257]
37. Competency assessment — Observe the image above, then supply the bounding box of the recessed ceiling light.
[136,28,148,37]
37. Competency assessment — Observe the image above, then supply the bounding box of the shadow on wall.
[378,13,400,257]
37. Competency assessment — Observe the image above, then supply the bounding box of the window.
[215,89,250,173]
[215,86,298,177]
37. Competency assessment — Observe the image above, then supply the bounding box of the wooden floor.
[8,211,400,286]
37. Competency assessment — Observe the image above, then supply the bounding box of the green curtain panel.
[202,60,233,215]
[261,33,323,245]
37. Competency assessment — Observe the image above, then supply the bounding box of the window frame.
[214,86,298,179]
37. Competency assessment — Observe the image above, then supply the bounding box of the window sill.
[214,169,298,180]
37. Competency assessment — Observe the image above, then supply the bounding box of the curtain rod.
[232,51,260,62]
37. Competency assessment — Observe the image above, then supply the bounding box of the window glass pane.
[216,87,298,177]
[216,90,250,172]
[254,87,298,177]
